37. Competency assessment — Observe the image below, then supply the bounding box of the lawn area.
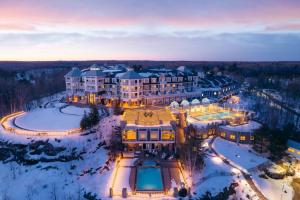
[213,137,267,170]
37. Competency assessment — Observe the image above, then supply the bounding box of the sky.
[0,0,300,61]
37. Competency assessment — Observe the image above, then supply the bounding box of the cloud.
[0,0,299,60]
[266,23,300,31]
[0,23,36,31]
[0,31,299,61]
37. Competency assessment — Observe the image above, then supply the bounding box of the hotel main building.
[65,65,238,106]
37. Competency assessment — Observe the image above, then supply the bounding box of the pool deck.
[129,159,181,193]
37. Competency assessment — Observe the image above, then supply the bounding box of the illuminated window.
[221,132,226,137]
[73,96,78,102]
[240,136,246,141]
[297,151,300,155]
[250,136,254,140]
[89,93,96,104]
[162,131,174,140]
[139,132,147,140]
[202,134,207,139]
[230,134,236,140]
[125,130,136,140]
[150,132,159,140]
[288,148,295,153]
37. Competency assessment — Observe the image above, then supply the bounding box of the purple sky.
[0,0,300,61]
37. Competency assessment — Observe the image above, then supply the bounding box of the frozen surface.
[60,106,90,116]
[14,108,82,131]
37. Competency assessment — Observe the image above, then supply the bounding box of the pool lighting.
[202,142,208,148]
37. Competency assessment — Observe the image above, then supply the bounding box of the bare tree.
[26,185,34,200]
[76,184,82,200]
[51,183,57,200]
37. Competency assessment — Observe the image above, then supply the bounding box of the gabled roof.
[119,70,142,79]
[82,69,106,77]
[65,67,81,77]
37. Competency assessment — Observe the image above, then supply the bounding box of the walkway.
[208,137,268,200]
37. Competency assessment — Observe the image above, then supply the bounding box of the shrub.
[178,188,188,197]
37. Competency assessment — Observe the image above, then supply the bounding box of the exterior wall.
[122,126,175,151]
[124,143,174,152]
[120,79,143,103]
[65,68,239,106]
[192,125,255,144]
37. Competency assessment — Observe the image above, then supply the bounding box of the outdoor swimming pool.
[195,111,232,121]
[135,160,163,191]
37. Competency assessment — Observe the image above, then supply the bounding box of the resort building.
[120,108,177,151]
[65,65,239,106]
[176,103,261,144]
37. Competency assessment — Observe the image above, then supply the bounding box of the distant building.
[65,65,238,106]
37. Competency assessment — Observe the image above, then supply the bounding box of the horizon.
[1,0,300,61]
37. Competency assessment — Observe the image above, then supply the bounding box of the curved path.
[1,111,81,136]
[209,137,268,200]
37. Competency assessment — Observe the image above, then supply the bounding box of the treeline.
[253,123,297,160]
[0,68,69,117]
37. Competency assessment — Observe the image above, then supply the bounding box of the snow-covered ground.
[251,171,294,200]
[213,137,267,170]
[192,139,258,199]
[60,106,90,116]
[7,101,105,132]
[0,114,121,199]
[14,108,82,131]
[212,137,295,200]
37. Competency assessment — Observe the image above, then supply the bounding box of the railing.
[1,111,82,136]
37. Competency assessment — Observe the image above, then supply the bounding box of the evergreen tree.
[113,103,124,115]
[268,128,289,160]
[80,111,89,130]
[88,104,100,126]
[252,124,270,153]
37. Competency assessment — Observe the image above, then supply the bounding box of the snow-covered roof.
[181,100,190,107]
[219,120,261,133]
[139,72,153,78]
[65,67,81,77]
[177,66,192,73]
[119,70,142,79]
[170,101,179,109]
[102,69,122,73]
[202,98,210,104]
[191,99,200,105]
[82,69,106,77]
[115,72,125,78]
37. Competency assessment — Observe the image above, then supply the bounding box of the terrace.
[110,155,188,198]
[188,104,247,125]
[122,108,176,126]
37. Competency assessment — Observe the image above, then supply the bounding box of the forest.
[0,61,299,118]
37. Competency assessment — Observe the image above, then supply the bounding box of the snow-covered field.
[212,137,295,200]
[192,139,258,199]
[14,108,82,131]
[213,137,267,170]
[60,106,90,116]
[252,171,294,200]
[0,114,120,200]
